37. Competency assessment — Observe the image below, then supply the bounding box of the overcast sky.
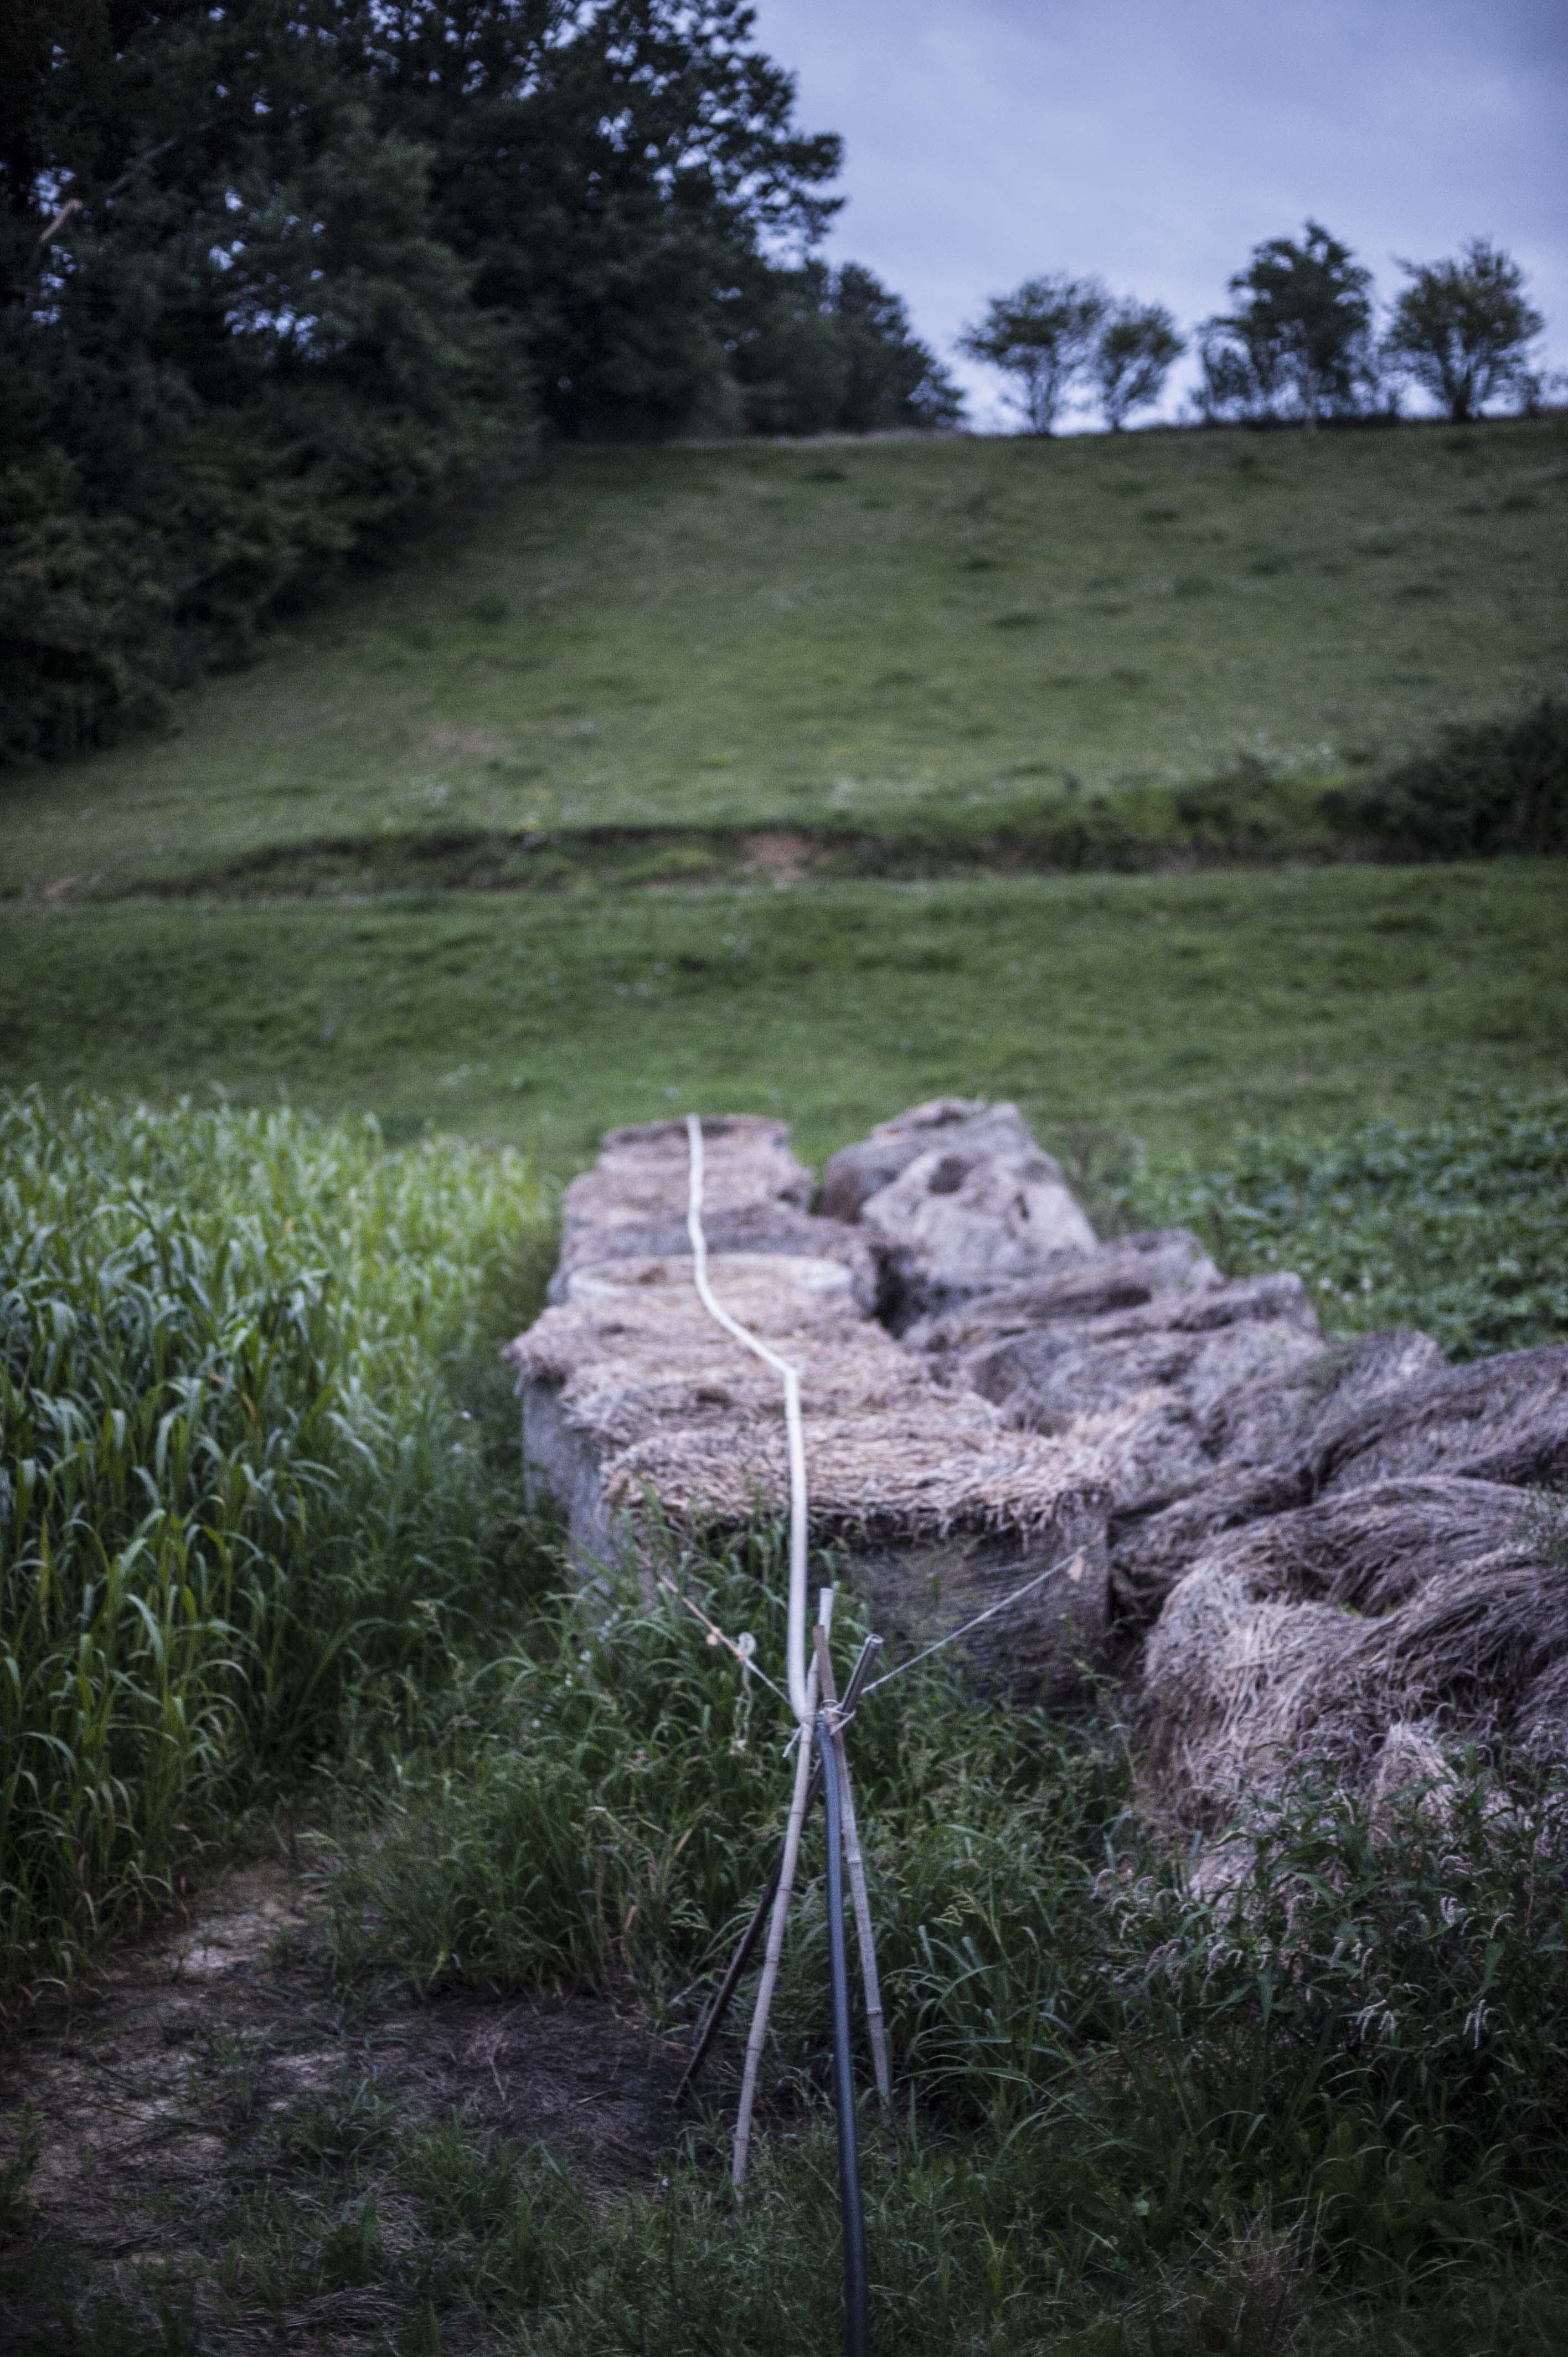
[748,0,1568,427]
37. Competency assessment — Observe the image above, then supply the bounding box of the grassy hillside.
[3,418,1565,899]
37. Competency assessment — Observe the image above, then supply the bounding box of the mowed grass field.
[2,866,1564,1177]
[2,417,1566,899]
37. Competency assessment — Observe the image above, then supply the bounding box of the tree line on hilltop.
[963,224,1548,436]
[0,1,1552,766]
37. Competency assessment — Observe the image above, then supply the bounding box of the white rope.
[685,1115,812,1726]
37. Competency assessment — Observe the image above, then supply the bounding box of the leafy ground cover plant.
[0,1090,553,2004]
[1108,1089,1568,1359]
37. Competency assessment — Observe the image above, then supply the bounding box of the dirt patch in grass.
[0,1857,682,2351]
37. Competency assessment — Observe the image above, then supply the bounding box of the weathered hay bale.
[550,1200,881,1310]
[930,1274,1323,1529]
[1198,1327,1446,1471]
[1141,1477,1568,1829]
[817,1097,1018,1222]
[817,1095,1097,1319]
[902,1227,1221,1376]
[560,1114,809,1248]
[1312,1343,1568,1494]
[552,1113,881,1306]
[964,1273,1324,1430]
[509,1243,1110,1695]
[859,1141,1097,1306]
[1111,1339,1567,1624]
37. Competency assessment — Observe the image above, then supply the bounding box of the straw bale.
[1312,1342,1568,1494]
[817,1097,1018,1222]
[550,1201,881,1309]
[1199,1328,1446,1472]
[1108,1330,1459,1624]
[559,1115,811,1264]
[814,1097,1101,1322]
[1141,1477,1568,1828]
[507,1248,1110,1694]
[860,1139,1098,1301]
[926,1274,1323,1535]
[965,1273,1324,1430]
[903,1228,1221,1374]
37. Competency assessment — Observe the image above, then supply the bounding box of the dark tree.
[1201,221,1375,425]
[1092,299,1184,431]
[724,260,962,436]
[1384,238,1544,423]
[0,1,865,758]
[959,273,1108,435]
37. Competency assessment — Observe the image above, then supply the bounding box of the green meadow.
[3,419,1565,900]
[1,864,1562,1175]
[4,420,1568,2353]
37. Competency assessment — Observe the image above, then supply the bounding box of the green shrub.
[1322,699,1568,857]
[0,1090,553,2000]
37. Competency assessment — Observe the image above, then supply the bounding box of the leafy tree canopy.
[959,273,1109,435]
[1385,238,1544,424]
[729,259,963,436]
[1092,299,1184,431]
[1199,220,1375,426]
[1,1,891,760]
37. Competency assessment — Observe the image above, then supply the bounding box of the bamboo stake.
[813,1624,891,2112]
[675,1633,881,2108]
[731,1648,821,2190]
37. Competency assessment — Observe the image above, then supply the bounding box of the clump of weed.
[1174,753,1285,853]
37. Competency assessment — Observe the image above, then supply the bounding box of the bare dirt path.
[0,1857,682,2351]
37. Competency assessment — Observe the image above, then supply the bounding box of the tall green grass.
[0,1090,552,2003]
[329,1547,1568,2299]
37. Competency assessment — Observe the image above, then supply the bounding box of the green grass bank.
[3,419,1565,902]
[3,864,1564,1176]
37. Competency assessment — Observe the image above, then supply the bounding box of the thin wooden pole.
[675,1634,881,2108]
[731,1652,819,2190]
[813,1625,891,2112]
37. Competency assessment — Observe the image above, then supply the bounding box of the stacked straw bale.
[1140,1475,1568,1829]
[510,1102,1568,1792]
[508,1118,1109,1694]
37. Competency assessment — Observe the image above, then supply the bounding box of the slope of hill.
[3,420,1564,900]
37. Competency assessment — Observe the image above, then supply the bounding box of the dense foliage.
[0,1089,551,2000]
[1196,221,1378,427]
[1112,1089,1568,1363]
[1,2,960,764]
[1386,239,1546,425]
